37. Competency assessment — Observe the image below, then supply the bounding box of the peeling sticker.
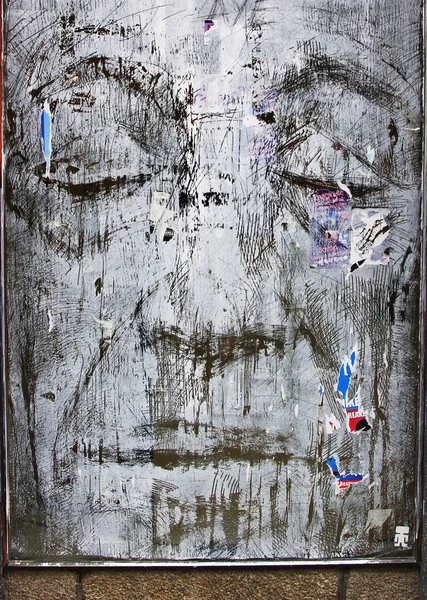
[350,208,390,268]
[310,190,350,268]
[337,350,371,432]
[345,391,371,432]
[327,455,364,493]
[40,99,52,177]
[337,350,356,402]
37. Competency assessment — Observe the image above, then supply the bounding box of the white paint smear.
[93,316,114,340]
[337,180,352,198]
[150,192,173,223]
[325,413,341,434]
[366,145,375,163]
[365,508,392,531]
[383,351,388,368]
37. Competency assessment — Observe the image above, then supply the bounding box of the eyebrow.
[276,53,404,111]
[37,169,153,201]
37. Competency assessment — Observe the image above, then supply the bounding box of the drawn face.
[6,0,421,560]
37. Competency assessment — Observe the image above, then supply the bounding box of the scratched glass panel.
[3,0,422,562]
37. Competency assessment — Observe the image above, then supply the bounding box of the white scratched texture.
[3,0,422,561]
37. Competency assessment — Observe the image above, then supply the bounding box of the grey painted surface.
[3,0,423,562]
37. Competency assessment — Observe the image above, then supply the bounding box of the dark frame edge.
[0,0,8,598]
[419,0,427,596]
[1,0,8,584]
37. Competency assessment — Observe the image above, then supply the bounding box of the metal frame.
[418,0,427,596]
[3,558,419,569]
[1,0,426,573]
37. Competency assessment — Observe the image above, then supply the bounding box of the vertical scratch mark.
[317,384,324,482]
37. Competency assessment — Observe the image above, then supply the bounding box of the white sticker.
[394,526,410,548]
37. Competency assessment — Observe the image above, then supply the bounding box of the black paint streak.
[37,171,152,200]
[149,323,286,381]
[20,346,43,508]
[202,191,229,206]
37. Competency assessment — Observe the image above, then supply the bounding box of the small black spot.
[202,191,229,206]
[95,277,103,296]
[388,118,399,146]
[66,164,80,175]
[163,228,175,242]
[355,418,371,432]
[179,190,196,213]
[256,111,276,124]
[350,259,366,273]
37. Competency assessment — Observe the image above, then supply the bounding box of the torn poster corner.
[327,455,364,494]
[203,19,216,45]
[345,391,371,433]
[204,19,215,33]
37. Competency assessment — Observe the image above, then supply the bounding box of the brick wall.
[2,566,420,599]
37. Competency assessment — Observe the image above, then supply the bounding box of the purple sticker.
[310,189,350,268]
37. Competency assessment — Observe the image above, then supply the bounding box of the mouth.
[71,422,299,470]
